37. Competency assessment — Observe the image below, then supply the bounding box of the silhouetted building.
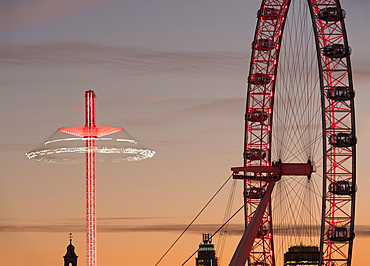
[284,245,320,265]
[64,234,78,266]
[195,234,218,266]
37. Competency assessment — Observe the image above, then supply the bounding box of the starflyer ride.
[230,1,356,266]
[27,90,155,266]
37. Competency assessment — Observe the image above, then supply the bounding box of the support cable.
[154,174,234,266]
[217,179,238,265]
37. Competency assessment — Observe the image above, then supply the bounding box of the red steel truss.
[230,0,356,265]
[309,1,356,265]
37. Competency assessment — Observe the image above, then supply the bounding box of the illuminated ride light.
[26,90,155,266]
[26,147,155,162]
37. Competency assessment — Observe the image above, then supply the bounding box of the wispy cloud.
[97,224,244,235]
[178,98,244,116]
[5,42,366,78]
[0,0,115,32]
[0,222,242,235]
[69,70,112,76]
[146,96,171,103]
[1,42,248,76]
[98,217,166,220]
[0,143,35,152]
[1,221,369,237]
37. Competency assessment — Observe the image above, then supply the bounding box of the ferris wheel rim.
[239,0,357,266]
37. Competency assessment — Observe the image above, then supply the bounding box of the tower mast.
[85,90,97,266]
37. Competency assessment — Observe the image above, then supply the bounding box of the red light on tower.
[85,90,97,266]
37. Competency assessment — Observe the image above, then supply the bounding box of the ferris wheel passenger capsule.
[257,7,280,20]
[244,187,265,199]
[253,39,275,51]
[326,86,355,101]
[249,73,272,85]
[327,227,355,242]
[247,109,269,123]
[329,181,357,195]
[329,133,357,147]
[251,262,270,266]
[256,226,268,238]
[245,149,266,161]
[323,44,352,58]
[318,7,346,21]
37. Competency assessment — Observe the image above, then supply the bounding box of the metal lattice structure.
[27,91,155,266]
[230,0,356,265]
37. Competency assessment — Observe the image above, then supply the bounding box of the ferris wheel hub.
[231,160,314,181]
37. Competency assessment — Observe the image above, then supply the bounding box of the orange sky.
[1,0,370,265]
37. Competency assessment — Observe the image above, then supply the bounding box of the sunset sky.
[1,0,370,265]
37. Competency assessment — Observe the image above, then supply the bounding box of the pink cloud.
[69,70,112,75]
[146,96,170,103]
[0,0,115,32]
[1,42,248,76]
[72,105,84,112]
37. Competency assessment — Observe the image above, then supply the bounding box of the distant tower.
[64,234,78,266]
[195,234,218,266]
[284,245,320,266]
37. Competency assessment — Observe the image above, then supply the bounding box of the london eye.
[230,0,356,266]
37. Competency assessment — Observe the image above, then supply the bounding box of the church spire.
[64,233,78,266]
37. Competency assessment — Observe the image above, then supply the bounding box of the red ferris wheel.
[230,0,356,266]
